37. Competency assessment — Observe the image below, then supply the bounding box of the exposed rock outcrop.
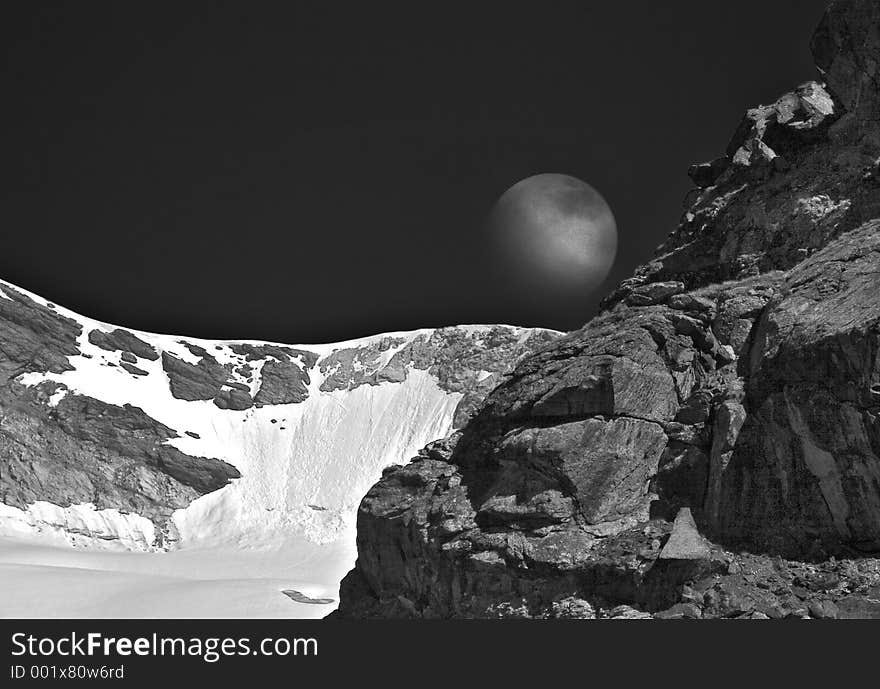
[0,287,240,539]
[162,350,231,402]
[318,327,559,428]
[0,285,81,381]
[88,328,159,361]
[254,360,310,405]
[335,0,880,619]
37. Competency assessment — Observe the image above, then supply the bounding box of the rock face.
[318,328,559,429]
[88,329,159,361]
[0,287,240,543]
[0,279,557,550]
[254,360,310,405]
[335,0,880,619]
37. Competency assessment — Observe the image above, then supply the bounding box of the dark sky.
[1,1,829,343]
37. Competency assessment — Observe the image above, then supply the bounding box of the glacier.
[0,277,557,617]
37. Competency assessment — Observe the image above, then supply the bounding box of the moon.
[489,173,617,295]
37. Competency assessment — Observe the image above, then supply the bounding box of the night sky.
[2,1,829,343]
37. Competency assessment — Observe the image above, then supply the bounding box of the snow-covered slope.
[0,278,558,616]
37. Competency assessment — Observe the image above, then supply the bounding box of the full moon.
[489,173,618,295]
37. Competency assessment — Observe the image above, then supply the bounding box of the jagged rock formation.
[0,286,241,544]
[0,278,557,551]
[335,0,880,619]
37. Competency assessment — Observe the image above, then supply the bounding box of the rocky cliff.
[0,279,557,552]
[334,0,880,619]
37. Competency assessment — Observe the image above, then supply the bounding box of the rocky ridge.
[0,280,557,548]
[334,0,880,619]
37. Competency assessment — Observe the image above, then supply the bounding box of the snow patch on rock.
[795,194,851,221]
[0,277,550,552]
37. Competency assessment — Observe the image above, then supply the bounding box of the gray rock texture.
[0,286,81,382]
[659,508,710,560]
[0,286,239,544]
[335,0,880,619]
[254,360,310,405]
[318,328,559,428]
[162,350,230,402]
[120,361,149,377]
[161,342,322,410]
[88,329,159,361]
[212,387,254,411]
[229,343,319,368]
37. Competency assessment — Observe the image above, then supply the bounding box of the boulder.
[659,508,710,560]
[88,328,159,361]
